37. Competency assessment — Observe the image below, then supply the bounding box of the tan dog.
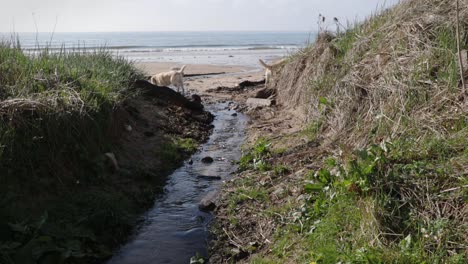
[259,59,286,87]
[150,65,187,95]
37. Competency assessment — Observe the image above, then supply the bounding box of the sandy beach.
[136,62,265,94]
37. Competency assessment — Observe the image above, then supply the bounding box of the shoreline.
[136,62,256,76]
[128,48,289,67]
[136,62,266,94]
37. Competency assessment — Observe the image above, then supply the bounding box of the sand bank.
[136,62,265,93]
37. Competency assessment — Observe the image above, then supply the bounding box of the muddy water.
[108,102,246,264]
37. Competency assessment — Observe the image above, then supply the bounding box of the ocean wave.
[123,45,299,53]
[21,44,300,53]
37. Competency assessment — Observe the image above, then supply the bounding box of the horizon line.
[0,30,316,34]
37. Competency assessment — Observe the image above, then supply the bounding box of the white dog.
[259,59,286,87]
[150,65,187,95]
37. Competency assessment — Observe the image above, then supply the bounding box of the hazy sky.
[0,0,401,32]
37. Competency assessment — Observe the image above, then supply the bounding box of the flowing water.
[108,102,247,264]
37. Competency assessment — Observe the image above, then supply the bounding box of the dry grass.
[0,41,151,263]
[275,0,467,138]
[213,0,467,262]
[273,0,468,259]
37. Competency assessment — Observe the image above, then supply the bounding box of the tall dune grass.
[0,41,146,263]
[0,40,144,178]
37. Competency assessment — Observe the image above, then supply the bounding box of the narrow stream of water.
[108,102,246,264]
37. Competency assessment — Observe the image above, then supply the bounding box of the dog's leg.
[172,75,185,95]
[265,69,272,87]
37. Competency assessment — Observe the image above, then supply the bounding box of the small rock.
[231,113,238,117]
[188,159,193,165]
[191,94,202,103]
[199,191,218,212]
[229,55,234,57]
[201,156,214,163]
[125,124,132,132]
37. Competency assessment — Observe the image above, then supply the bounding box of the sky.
[0,0,401,32]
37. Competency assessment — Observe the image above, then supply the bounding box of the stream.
[108,102,247,264]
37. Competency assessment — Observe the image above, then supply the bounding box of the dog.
[150,65,187,95]
[259,59,286,87]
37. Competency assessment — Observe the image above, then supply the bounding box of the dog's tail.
[271,58,287,67]
[178,65,187,74]
[259,59,272,70]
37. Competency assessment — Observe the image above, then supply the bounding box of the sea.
[0,31,314,67]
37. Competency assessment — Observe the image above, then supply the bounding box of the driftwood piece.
[184,72,226,77]
[246,98,275,108]
[239,79,266,88]
[206,79,266,93]
[145,72,226,80]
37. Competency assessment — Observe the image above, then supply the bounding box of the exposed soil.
[113,82,214,173]
[0,81,217,264]
[100,82,216,213]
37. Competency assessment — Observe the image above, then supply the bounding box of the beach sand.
[137,62,255,76]
[136,62,265,93]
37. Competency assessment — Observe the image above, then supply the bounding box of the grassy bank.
[212,0,467,263]
[0,42,207,263]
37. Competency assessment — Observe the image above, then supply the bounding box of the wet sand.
[136,62,256,76]
[136,62,265,93]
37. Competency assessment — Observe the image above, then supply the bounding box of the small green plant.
[176,138,198,153]
[303,121,323,141]
[239,139,272,171]
[273,165,290,176]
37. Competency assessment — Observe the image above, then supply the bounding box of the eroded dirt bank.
[0,80,215,263]
[200,1,467,262]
